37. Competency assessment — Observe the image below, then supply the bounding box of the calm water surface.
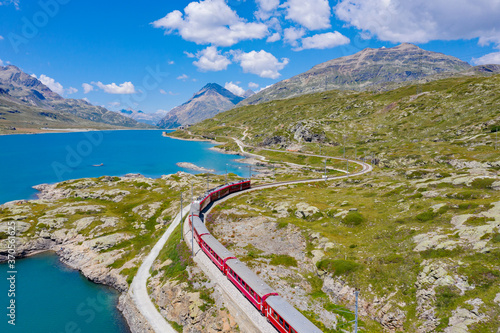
[0,252,130,333]
[0,129,249,332]
[0,129,247,204]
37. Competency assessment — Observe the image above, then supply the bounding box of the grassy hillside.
[181,74,499,167]
[173,74,500,332]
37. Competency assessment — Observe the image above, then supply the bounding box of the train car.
[197,179,251,213]
[198,234,235,272]
[189,215,209,243]
[265,295,322,333]
[225,259,278,312]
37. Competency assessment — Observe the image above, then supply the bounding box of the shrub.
[465,216,494,226]
[458,202,479,210]
[342,211,365,226]
[316,259,360,276]
[458,263,500,288]
[270,254,298,267]
[416,210,436,222]
[435,285,461,309]
[470,178,495,189]
[492,233,500,243]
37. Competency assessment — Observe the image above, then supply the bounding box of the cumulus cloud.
[297,31,350,50]
[168,60,175,65]
[82,83,94,94]
[33,74,65,95]
[108,101,121,108]
[233,50,289,79]
[177,74,189,80]
[255,0,280,20]
[66,87,78,95]
[266,32,281,42]
[152,0,268,46]
[94,81,136,94]
[193,46,231,71]
[284,0,331,30]
[248,82,259,89]
[224,81,245,96]
[472,52,500,65]
[0,59,3,66]
[159,89,167,94]
[283,27,305,47]
[335,0,500,46]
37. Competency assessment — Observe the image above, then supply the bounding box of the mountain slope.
[157,83,244,128]
[241,43,472,106]
[0,65,149,129]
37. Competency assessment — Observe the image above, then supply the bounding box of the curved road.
[129,136,373,332]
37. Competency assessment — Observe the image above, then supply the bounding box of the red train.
[189,179,322,333]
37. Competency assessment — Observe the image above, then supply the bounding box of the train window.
[285,322,289,331]
[291,329,296,333]
[279,317,283,326]
[273,311,278,320]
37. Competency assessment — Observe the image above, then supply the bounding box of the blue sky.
[1,0,500,114]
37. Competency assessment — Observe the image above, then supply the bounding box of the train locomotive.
[189,179,322,333]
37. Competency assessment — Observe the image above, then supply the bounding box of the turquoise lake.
[0,129,246,204]
[0,252,130,333]
[0,129,248,332]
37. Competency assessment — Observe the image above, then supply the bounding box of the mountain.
[240,43,473,106]
[0,65,150,131]
[118,109,167,126]
[157,83,245,129]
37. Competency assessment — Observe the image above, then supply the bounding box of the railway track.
[130,136,373,333]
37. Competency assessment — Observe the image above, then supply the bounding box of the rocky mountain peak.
[158,83,245,128]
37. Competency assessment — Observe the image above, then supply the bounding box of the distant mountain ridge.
[118,109,168,126]
[158,83,244,128]
[240,43,474,106]
[0,65,149,130]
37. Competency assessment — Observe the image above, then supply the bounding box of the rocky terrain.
[239,43,497,106]
[118,109,168,126]
[158,83,244,129]
[206,165,500,332]
[0,172,243,333]
[0,65,150,134]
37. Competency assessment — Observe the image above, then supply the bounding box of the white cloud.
[177,74,189,80]
[108,101,121,108]
[335,0,500,46]
[472,52,500,65]
[184,51,196,58]
[35,74,65,95]
[94,81,136,94]
[233,50,289,79]
[152,0,268,46]
[248,82,259,89]
[193,46,231,71]
[0,35,4,41]
[255,0,280,20]
[159,89,167,94]
[0,0,19,10]
[0,59,3,66]
[66,87,78,95]
[283,27,305,47]
[82,97,91,103]
[297,31,350,50]
[284,0,331,30]
[266,32,281,42]
[224,81,245,96]
[168,60,175,65]
[82,83,94,94]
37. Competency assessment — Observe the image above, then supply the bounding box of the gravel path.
[129,204,191,333]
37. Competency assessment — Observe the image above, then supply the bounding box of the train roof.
[191,216,209,235]
[266,295,322,333]
[200,234,235,259]
[226,259,276,296]
[196,179,251,201]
